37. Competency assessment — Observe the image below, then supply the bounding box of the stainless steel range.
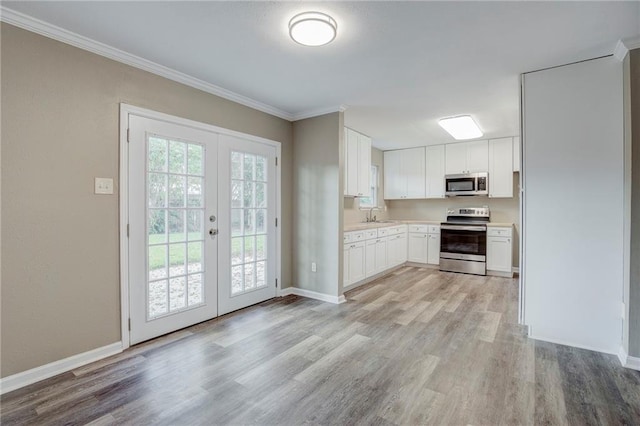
[440,206,490,276]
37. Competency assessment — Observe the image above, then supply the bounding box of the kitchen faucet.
[366,207,378,223]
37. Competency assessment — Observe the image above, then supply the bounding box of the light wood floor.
[2,267,640,425]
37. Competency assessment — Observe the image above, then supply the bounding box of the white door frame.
[119,103,282,349]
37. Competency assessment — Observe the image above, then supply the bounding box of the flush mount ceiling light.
[438,115,483,140]
[289,12,337,46]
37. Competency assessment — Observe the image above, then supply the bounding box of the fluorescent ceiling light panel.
[438,115,483,140]
[289,12,337,47]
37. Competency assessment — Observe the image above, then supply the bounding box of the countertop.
[344,220,513,232]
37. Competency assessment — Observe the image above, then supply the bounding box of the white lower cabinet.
[408,233,428,263]
[344,225,411,287]
[427,233,440,265]
[408,224,440,265]
[365,239,377,277]
[486,227,513,274]
[344,241,366,286]
[374,237,388,275]
[388,233,407,267]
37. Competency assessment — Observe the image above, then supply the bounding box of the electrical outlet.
[94,177,114,195]
[311,262,317,272]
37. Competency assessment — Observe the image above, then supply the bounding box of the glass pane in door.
[230,151,268,296]
[147,136,206,319]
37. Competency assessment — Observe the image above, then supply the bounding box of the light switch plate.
[95,177,114,195]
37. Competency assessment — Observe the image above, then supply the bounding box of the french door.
[217,135,277,315]
[127,113,278,345]
[129,116,218,344]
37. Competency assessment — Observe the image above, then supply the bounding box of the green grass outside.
[148,233,265,270]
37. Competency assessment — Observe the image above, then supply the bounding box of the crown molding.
[613,37,640,61]
[0,6,296,121]
[292,104,348,121]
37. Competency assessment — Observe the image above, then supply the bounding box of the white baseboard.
[0,342,123,395]
[279,287,346,304]
[618,346,640,371]
[529,333,618,356]
[512,267,520,274]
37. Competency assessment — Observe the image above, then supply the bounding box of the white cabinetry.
[388,233,407,267]
[374,237,388,274]
[445,140,488,174]
[487,227,513,275]
[425,145,445,198]
[408,233,428,263]
[488,138,514,198]
[383,148,426,199]
[407,224,440,265]
[344,225,408,287]
[344,128,371,197]
[427,227,440,265]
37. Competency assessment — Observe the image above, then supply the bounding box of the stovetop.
[443,206,490,226]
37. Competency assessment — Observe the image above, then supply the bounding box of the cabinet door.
[374,238,388,274]
[357,133,371,197]
[348,242,366,283]
[489,138,514,198]
[445,142,468,175]
[343,245,350,285]
[384,150,404,199]
[408,233,428,263]
[365,239,376,278]
[345,128,359,196]
[427,233,440,265]
[398,234,408,264]
[425,145,445,198]
[513,136,520,173]
[487,236,512,272]
[466,140,489,172]
[403,147,426,199]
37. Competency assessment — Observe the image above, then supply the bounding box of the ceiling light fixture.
[438,115,483,140]
[289,12,337,47]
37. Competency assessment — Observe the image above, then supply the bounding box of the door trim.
[119,103,282,349]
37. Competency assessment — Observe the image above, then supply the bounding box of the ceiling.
[3,1,639,150]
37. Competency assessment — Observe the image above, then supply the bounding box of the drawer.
[344,231,365,243]
[427,225,440,234]
[377,228,388,237]
[395,225,407,234]
[487,227,512,237]
[364,229,378,240]
[387,226,403,235]
[409,224,429,233]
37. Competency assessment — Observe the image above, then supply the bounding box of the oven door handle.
[440,225,486,232]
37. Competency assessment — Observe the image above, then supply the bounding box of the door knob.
[209,229,218,236]
[209,215,217,223]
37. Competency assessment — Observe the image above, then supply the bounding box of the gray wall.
[1,23,294,377]
[522,55,623,353]
[629,48,640,357]
[343,147,390,225]
[386,173,520,267]
[292,113,343,297]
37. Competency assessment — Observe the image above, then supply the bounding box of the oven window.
[440,229,486,255]
[447,178,475,192]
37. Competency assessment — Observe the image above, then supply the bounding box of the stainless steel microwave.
[445,172,488,196]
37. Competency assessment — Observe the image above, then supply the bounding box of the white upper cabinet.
[383,147,426,199]
[425,145,445,198]
[344,128,371,197]
[445,140,489,174]
[488,137,514,198]
[513,136,520,172]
